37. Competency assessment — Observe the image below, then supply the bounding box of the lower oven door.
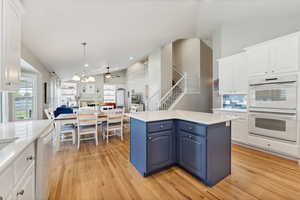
[249,112,297,142]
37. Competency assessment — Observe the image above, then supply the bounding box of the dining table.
[54,112,108,151]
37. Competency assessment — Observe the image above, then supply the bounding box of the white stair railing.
[147,67,186,111]
[159,72,186,110]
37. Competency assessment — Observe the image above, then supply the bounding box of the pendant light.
[72,74,81,81]
[82,42,89,68]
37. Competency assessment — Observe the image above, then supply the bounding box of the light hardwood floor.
[49,129,300,200]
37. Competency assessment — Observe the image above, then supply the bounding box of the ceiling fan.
[104,65,121,79]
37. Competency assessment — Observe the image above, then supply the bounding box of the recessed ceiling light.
[84,63,89,67]
[129,57,134,60]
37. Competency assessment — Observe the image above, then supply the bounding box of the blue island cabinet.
[130,118,231,186]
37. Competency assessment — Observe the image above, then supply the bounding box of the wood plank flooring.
[49,129,300,200]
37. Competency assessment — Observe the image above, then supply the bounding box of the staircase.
[148,67,186,111]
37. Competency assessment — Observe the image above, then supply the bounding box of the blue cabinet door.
[179,130,206,180]
[147,131,173,173]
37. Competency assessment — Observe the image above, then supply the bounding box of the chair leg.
[106,130,109,144]
[77,134,80,149]
[95,131,98,146]
[72,131,75,145]
[120,129,123,141]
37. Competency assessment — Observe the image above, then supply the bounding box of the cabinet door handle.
[6,82,12,86]
[188,127,193,130]
[26,155,34,161]
[160,125,164,128]
[17,189,24,196]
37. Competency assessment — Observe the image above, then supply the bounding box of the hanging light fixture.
[87,76,95,82]
[82,42,89,67]
[72,74,81,81]
[104,66,112,79]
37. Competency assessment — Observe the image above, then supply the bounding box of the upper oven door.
[249,112,297,142]
[249,82,297,110]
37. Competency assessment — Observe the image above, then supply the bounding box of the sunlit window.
[13,75,36,120]
[103,85,116,103]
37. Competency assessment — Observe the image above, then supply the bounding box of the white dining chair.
[44,108,54,120]
[77,110,98,149]
[47,108,76,145]
[103,108,124,143]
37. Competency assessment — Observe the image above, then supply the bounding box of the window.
[103,85,116,103]
[60,82,77,106]
[13,74,36,120]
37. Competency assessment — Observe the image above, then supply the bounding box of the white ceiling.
[22,0,300,80]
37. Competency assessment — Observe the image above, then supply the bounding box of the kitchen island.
[128,110,237,186]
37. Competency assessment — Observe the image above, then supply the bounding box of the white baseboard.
[232,140,300,163]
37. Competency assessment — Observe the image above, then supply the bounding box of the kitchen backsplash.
[223,95,247,109]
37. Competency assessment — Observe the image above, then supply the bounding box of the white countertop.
[0,120,53,174]
[213,108,248,113]
[126,110,238,125]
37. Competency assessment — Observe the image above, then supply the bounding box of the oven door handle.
[249,113,297,120]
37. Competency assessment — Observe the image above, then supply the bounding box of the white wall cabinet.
[0,0,22,91]
[246,35,299,77]
[218,53,248,94]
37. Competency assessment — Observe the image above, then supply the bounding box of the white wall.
[21,46,52,119]
[173,38,201,77]
[148,49,162,98]
[161,43,173,96]
[219,17,300,57]
[172,94,210,112]
[79,75,104,101]
[126,62,148,105]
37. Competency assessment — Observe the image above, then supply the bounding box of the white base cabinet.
[247,135,299,158]
[0,143,35,200]
[214,109,299,159]
[213,110,248,144]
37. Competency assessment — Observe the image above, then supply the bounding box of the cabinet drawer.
[13,163,35,200]
[147,120,173,133]
[178,120,206,136]
[14,143,35,184]
[0,167,14,199]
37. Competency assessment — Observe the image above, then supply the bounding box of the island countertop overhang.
[126,110,238,125]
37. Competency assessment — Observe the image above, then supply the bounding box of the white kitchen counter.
[0,120,53,174]
[126,110,238,125]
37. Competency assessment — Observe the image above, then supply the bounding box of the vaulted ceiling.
[22,0,300,80]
